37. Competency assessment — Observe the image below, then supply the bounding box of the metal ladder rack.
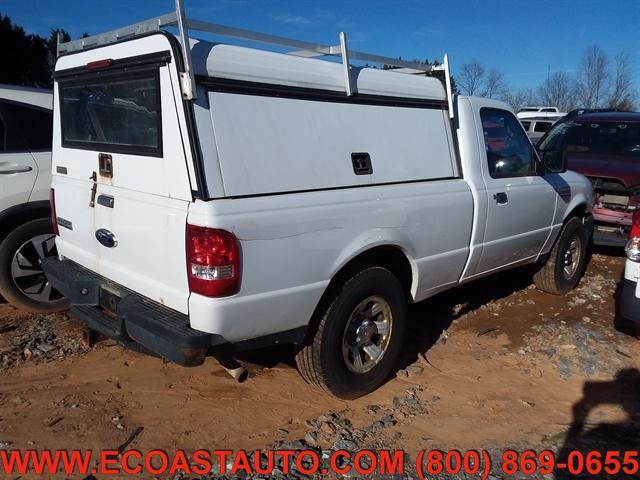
[57,0,454,117]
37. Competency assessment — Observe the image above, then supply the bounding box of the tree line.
[0,14,74,87]
[1,11,637,114]
[457,44,637,112]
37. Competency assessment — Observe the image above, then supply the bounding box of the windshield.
[59,70,161,156]
[538,120,640,156]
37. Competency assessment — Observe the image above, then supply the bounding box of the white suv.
[0,84,68,312]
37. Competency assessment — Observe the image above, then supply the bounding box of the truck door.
[476,107,557,273]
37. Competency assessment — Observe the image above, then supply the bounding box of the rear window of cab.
[59,70,162,157]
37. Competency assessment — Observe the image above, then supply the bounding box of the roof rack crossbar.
[185,17,434,73]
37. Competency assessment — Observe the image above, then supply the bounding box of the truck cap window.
[481,108,535,178]
[59,71,161,156]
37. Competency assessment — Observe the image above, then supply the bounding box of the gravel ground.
[0,251,638,480]
[0,310,87,370]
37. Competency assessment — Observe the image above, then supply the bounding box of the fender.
[556,171,594,224]
[327,228,419,300]
[0,201,51,242]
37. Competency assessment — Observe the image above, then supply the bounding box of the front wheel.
[295,267,406,399]
[534,216,588,295]
[0,218,69,312]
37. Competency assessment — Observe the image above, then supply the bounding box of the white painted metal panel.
[187,179,473,341]
[28,152,52,203]
[52,35,194,313]
[209,92,456,197]
[0,85,52,110]
[0,152,37,210]
[194,43,446,101]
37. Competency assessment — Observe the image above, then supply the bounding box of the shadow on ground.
[235,265,537,375]
[555,368,640,479]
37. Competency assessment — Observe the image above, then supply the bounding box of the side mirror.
[539,150,567,174]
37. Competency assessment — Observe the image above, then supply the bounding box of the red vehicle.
[632,208,640,238]
[483,122,509,152]
[538,112,640,246]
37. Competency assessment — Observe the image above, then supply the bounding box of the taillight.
[187,224,241,297]
[49,188,59,236]
[631,209,640,238]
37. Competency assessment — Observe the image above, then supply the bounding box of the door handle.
[494,192,508,204]
[97,194,114,208]
[0,164,32,174]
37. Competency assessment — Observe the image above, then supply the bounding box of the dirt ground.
[1,250,639,479]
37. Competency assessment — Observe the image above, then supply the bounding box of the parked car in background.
[538,112,640,246]
[565,108,627,119]
[42,9,593,399]
[519,117,560,143]
[0,84,68,312]
[518,110,566,121]
[616,208,640,335]
[519,106,560,113]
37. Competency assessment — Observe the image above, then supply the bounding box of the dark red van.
[538,112,640,246]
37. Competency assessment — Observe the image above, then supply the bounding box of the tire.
[0,218,69,313]
[295,267,406,399]
[534,216,588,295]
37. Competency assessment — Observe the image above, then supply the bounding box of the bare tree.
[608,52,635,110]
[576,44,609,108]
[537,71,577,112]
[483,68,507,99]
[501,88,538,112]
[458,60,485,96]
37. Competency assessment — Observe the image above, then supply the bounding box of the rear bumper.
[616,279,640,337]
[593,227,630,247]
[592,206,635,247]
[42,257,225,366]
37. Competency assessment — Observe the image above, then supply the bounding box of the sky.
[2,0,639,92]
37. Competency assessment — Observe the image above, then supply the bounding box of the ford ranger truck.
[43,15,594,399]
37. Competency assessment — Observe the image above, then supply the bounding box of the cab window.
[2,101,52,151]
[481,108,535,178]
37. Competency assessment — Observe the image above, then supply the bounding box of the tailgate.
[52,34,197,313]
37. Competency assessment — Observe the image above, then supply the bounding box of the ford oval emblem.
[95,228,118,248]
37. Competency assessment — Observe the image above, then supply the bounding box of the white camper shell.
[45,1,594,398]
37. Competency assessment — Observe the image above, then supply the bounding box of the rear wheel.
[534,216,588,295]
[0,218,69,312]
[295,267,406,399]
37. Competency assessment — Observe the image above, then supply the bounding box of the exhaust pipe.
[214,355,249,383]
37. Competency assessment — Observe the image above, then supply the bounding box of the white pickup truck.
[43,6,594,398]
